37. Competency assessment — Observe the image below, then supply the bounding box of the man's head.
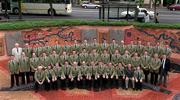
[37,65,43,71]
[112,39,116,43]
[32,52,36,57]
[64,61,69,65]
[154,53,159,58]
[21,52,26,57]
[82,48,86,52]
[156,42,160,46]
[103,49,107,54]
[52,50,56,54]
[103,39,107,43]
[48,65,51,69]
[91,61,95,66]
[74,39,78,44]
[84,39,87,43]
[72,50,76,55]
[121,40,124,45]
[138,41,141,45]
[162,54,167,59]
[92,49,96,53]
[55,40,59,44]
[93,38,97,42]
[134,52,138,57]
[115,49,119,54]
[82,61,86,66]
[73,61,78,66]
[55,63,59,67]
[128,64,131,69]
[42,52,46,57]
[62,51,66,55]
[108,62,112,66]
[98,61,103,65]
[118,63,122,67]
[125,50,129,55]
[165,45,169,48]
[11,56,15,60]
[147,42,151,46]
[15,43,19,48]
[25,43,29,47]
[137,66,140,70]
[144,51,148,56]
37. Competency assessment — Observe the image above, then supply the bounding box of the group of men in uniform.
[8,39,172,92]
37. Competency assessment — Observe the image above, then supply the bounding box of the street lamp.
[126,0,130,21]
[4,0,10,19]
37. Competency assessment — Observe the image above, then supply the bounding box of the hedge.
[0,19,180,30]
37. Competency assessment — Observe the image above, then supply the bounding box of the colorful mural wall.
[124,28,180,53]
[2,26,180,56]
[21,26,81,47]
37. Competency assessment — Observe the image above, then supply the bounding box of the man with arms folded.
[125,64,135,90]
[134,66,144,91]
[34,65,46,92]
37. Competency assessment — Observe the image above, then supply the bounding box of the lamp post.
[102,0,105,21]
[4,0,10,19]
[17,0,22,19]
[126,0,130,21]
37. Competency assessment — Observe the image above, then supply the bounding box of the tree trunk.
[18,0,22,19]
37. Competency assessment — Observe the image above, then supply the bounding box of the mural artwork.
[124,28,180,53]
[21,26,81,47]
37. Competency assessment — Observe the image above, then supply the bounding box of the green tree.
[136,0,144,7]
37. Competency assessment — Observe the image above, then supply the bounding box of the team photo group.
[8,38,172,92]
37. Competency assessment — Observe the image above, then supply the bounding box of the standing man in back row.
[12,43,22,60]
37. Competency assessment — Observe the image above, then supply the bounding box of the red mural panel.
[21,26,81,47]
[124,28,180,53]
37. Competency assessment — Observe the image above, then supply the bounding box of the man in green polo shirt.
[100,49,110,64]
[49,50,60,66]
[19,52,30,84]
[22,43,32,58]
[8,56,20,87]
[34,65,46,92]
[119,40,126,55]
[109,39,118,54]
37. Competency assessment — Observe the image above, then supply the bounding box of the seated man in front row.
[134,66,144,91]
[34,66,46,92]
[125,64,135,90]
